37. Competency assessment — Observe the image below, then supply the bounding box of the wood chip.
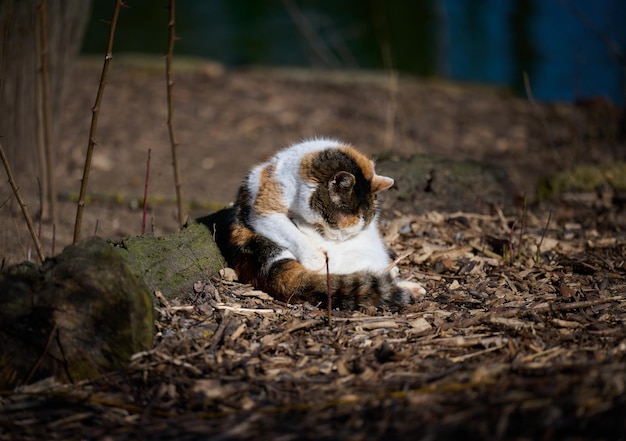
[408,317,432,333]
[358,320,400,330]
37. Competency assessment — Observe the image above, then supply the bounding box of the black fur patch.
[307,149,376,228]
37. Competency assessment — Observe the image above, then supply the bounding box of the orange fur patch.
[254,163,287,214]
[371,175,394,193]
[336,212,361,229]
[298,151,319,183]
[272,260,305,295]
[231,224,255,247]
[338,146,374,180]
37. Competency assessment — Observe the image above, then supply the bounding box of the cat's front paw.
[397,280,427,300]
[298,248,327,273]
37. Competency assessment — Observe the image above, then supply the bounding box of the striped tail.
[261,259,410,309]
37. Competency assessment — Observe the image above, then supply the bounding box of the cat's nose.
[337,231,353,241]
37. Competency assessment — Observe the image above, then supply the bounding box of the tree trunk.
[0,0,91,210]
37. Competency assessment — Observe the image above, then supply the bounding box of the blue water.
[82,0,626,105]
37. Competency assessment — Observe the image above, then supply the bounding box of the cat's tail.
[260,259,410,309]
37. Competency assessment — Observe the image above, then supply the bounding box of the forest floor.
[1,56,626,439]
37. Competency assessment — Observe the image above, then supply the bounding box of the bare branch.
[73,0,123,243]
[282,0,340,68]
[36,0,58,226]
[142,149,151,235]
[166,0,185,227]
[0,141,45,262]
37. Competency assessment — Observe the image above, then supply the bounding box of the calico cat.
[198,138,419,309]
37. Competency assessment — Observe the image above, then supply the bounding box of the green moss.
[536,162,626,200]
[113,222,225,299]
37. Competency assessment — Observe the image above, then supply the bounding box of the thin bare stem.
[142,149,151,235]
[24,324,58,386]
[0,1,13,101]
[0,193,13,209]
[51,223,56,256]
[0,142,45,262]
[507,219,517,265]
[36,0,57,226]
[384,62,398,151]
[325,252,332,325]
[556,0,623,63]
[37,177,43,243]
[516,195,527,261]
[35,5,48,221]
[282,0,340,68]
[523,72,566,172]
[166,0,185,227]
[536,211,552,263]
[73,0,123,243]
[375,2,398,151]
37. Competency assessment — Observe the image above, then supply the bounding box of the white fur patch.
[247,138,405,280]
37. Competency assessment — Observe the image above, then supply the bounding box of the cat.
[198,138,422,310]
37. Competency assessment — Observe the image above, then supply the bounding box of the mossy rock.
[536,162,626,201]
[0,223,224,388]
[377,153,512,214]
[0,238,154,388]
[113,221,225,299]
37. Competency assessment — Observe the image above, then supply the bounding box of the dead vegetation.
[1,207,625,440]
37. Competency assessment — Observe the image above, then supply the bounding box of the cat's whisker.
[384,250,413,274]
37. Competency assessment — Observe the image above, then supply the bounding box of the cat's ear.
[329,171,355,203]
[371,174,394,193]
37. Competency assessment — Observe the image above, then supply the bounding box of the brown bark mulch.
[2,206,625,440]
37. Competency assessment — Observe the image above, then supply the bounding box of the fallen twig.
[384,250,413,273]
[449,344,505,363]
[533,296,624,313]
[214,304,282,315]
[469,240,502,260]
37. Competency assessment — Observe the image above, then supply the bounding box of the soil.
[1,56,626,439]
[2,55,625,262]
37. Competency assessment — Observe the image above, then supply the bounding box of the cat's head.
[299,145,394,241]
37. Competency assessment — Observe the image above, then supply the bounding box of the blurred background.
[82,0,626,105]
[2,0,625,264]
